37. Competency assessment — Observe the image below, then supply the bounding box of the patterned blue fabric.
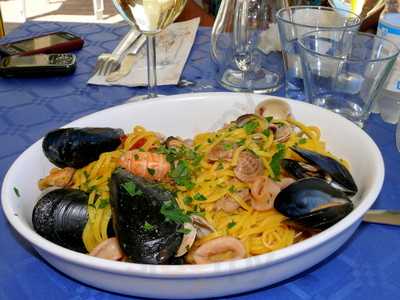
[0,22,399,300]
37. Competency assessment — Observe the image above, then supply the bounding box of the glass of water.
[276,6,361,100]
[299,29,400,127]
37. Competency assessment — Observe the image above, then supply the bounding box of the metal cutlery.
[363,210,400,226]
[93,29,142,77]
[106,35,146,82]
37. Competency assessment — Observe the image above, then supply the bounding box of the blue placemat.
[0,21,399,300]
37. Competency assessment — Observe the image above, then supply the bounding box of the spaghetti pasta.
[62,107,348,260]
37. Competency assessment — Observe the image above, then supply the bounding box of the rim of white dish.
[1,92,385,278]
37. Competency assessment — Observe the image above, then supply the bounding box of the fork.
[93,29,142,76]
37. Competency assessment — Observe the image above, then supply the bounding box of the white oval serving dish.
[1,92,384,299]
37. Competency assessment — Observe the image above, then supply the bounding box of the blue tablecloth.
[0,21,399,300]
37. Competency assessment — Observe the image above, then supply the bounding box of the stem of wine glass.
[146,35,157,98]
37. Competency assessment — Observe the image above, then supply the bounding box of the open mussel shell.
[43,127,124,169]
[32,188,89,253]
[274,178,353,230]
[288,147,358,196]
[109,168,182,264]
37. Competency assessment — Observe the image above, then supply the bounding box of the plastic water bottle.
[376,0,400,124]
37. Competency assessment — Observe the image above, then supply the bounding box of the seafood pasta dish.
[33,99,358,265]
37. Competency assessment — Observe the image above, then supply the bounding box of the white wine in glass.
[113,0,187,97]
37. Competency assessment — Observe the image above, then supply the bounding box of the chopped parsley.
[183,196,193,205]
[177,227,192,234]
[147,168,156,176]
[122,181,143,197]
[188,210,206,217]
[169,160,194,190]
[13,187,20,197]
[298,138,307,144]
[227,221,236,229]
[237,139,246,146]
[143,221,155,232]
[228,185,237,193]
[223,143,233,150]
[207,138,213,144]
[158,145,203,190]
[160,200,191,224]
[242,120,259,134]
[193,193,207,201]
[262,129,271,137]
[270,143,286,179]
[216,161,224,170]
[98,198,109,209]
[265,116,273,123]
[134,154,140,160]
[83,170,90,179]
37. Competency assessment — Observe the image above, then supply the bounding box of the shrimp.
[38,167,75,190]
[119,150,170,181]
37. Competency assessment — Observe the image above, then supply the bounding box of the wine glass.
[112,0,187,98]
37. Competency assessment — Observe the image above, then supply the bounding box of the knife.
[106,35,146,82]
[363,210,400,226]
[112,29,142,59]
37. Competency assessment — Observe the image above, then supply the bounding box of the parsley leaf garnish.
[298,138,307,144]
[183,196,193,205]
[169,160,194,189]
[143,221,155,232]
[177,227,191,234]
[228,185,237,193]
[188,210,205,217]
[160,200,191,224]
[223,143,233,150]
[270,144,286,179]
[193,193,207,201]
[265,116,273,123]
[122,181,143,197]
[147,168,156,176]
[227,221,236,229]
[13,187,20,197]
[98,198,109,209]
[237,139,246,146]
[262,129,271,137]
[243,120,259,134]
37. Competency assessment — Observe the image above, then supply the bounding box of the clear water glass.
[276,6,361,100]
[299,29,400,127]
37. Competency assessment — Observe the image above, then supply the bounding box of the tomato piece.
[130,138,146,150]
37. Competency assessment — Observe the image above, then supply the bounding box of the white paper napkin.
[88,18,200,87]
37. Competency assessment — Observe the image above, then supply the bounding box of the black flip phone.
[0,53,77,77]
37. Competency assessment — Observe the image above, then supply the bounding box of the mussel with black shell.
[109,167,183,264]
[43,127,124,169]
[274,178,354,230]
[32,188,90,253]
[282,147,358,196]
